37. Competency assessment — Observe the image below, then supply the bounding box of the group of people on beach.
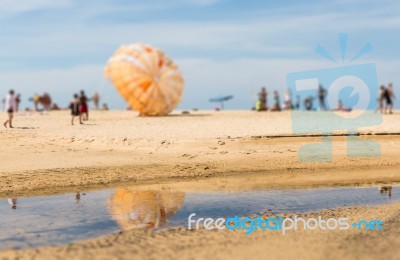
[69,91,90,125]
[256,87,318,112]
[67,91,103,125]
[256,83,396,113]
[378,83,395,114]
[257,87,295,112]
[2,89,102,128]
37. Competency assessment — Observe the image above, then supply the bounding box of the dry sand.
[0,110,400,259]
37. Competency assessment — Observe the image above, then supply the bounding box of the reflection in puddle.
[109,189,185,230]
[379,186,392,198]
[7,198,17,210]
[0,185,399,250]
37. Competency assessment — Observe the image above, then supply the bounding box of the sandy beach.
[1,110,400,259]
[2,201,400,260]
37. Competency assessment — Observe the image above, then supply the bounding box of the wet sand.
[1,201,399,260]
[1,110,400,259]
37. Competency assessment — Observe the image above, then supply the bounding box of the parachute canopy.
[105,43,184,116]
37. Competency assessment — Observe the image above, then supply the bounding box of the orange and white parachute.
[104,44,184,116]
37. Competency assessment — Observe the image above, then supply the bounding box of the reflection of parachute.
[104,43,184,116]
[108,189,185,230]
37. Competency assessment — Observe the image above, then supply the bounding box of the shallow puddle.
[0,185,397,250]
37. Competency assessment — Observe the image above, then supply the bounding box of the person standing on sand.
[41,93,52,112]
[92,92,100,110]
[257,87,268,111]
[33,93,40,111]
[284,90,292,110]
[378,85,385,114]
[79,90,89,121]
[295,95,300,110]
[386,83,395,114]
[318,85,327,111]
[15,94,21,112]
[304,96,314,111]
[3,90,17,128]
[69,94,82,125]
[271,90,281,111]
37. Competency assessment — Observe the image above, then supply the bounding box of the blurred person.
[386,83,395,114]
[41,93,52,112]
[92,92,100,110]
[335,100,352,112]
[257,87,268,111]
[3,89,17,128]
[80,90,89,121]
[102,103,109,111]
[271,90,281,111]
[379,186,392,199]
[378,85,385,114]
[318,85,327,110]
[284,89,292,110]
[255,100,262,112]
[304,96,314,111]
[51,103,60,110]
[295,95,301,110]
[7,198,17,210]
[33,93,40,111]
[69,94,82,125]
[15,94,21,112]
[76,192,81,202]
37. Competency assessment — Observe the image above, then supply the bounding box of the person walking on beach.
[257,87,268,111]
[3,90,17,128]
[69,94,82,125]
[385,83,395,114]
[318,85,327,110]
[79,90,89,121]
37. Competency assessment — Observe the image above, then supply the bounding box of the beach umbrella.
[209,95,234,110]
[104,43,184,116]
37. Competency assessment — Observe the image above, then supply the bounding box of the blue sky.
[0,0,399,110]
